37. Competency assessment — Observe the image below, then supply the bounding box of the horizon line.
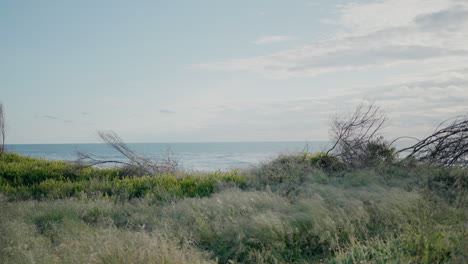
[5,140,331,145]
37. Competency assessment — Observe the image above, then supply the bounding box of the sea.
[4,142,330,171]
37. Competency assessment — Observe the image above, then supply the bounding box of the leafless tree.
[326,102,389,166]
[77,130,179,175]
[0,103,5,157]
[397,115,468,167]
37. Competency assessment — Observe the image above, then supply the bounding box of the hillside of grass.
[0,152,467,263]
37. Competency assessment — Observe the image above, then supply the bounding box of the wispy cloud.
[185,67,468,140]
[160,109,176,114]
[196,0,468,79]
[34,114,73,123]
[35,115,60,120]
[252,35,293,45]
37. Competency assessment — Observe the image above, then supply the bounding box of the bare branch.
[389,136,420,147]
[76,131,180,176]
[398,115,468,167]
[326,101,389,167]
[76,152,134,168]
[97,130,147,167]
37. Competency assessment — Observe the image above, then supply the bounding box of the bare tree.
[326,102,390,166]
[398,115,468,167]
[77,130,179,176]
[0,103,5,157]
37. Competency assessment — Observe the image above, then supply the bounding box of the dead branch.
[76,152,134,168]
[97,130,149,167]
[76,131,180,176]
[389,136,420,147]
[326,101,388,166]
[397,115,468,167]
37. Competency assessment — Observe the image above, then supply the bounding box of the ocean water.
[5,142,330,171]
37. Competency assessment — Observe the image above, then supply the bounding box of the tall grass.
[0,198,214,264]
[1,152,467,263]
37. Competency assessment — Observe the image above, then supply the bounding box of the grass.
[0,152,467,263]
[0,153,246,201]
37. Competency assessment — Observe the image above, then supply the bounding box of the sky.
[1,0,468,144]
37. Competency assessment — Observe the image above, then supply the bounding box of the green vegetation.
[1,152,467,263]
[0,153,245,201]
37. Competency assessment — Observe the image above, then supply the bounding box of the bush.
[0,165,247,201]
[309,152,345,171]
[0,153,121,187]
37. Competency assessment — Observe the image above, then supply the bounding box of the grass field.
[0,152,466,263]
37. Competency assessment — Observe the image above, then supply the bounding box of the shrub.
[309,152,345,171]
[0,153,121,187]
[0,166,247,201]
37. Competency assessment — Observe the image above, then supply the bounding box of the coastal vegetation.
[1,149,467,263]
[1,103,466,263]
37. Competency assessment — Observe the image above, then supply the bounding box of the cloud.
[181,0,468,140]
[252,35,293,45]
[332,67,468,135]
[187,67,468,140]
[196,0,468,78]
[414,9,468,31]
[34,114,74,123]
[35,115,60,120]
[105,66,466,142]
[160,109,176,114]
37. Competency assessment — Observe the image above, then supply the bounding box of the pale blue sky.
[2,0,467,143]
